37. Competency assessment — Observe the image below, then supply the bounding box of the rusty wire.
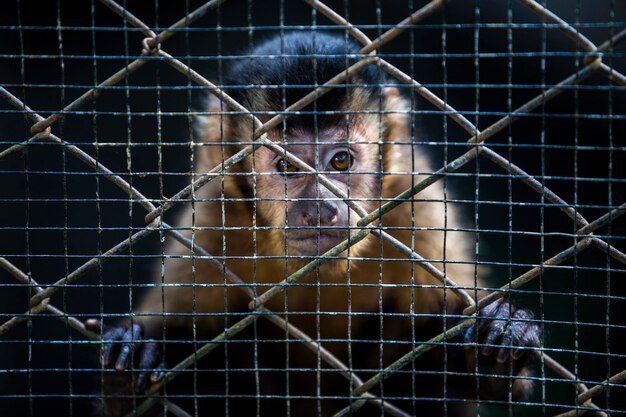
[0,0,624,416]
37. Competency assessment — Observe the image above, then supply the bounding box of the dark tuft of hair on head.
[224,32,383,128]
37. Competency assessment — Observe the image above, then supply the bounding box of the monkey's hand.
[86,319,165,393]
[463,298,541,401]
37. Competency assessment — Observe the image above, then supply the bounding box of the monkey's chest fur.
[144,197,463,416]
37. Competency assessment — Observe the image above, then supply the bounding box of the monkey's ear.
[194,93,232,171]
[383,86,401,99]
[382,87,408,136]
[207,93,225,113]
[382,86,411,173]
[195,94,226,133]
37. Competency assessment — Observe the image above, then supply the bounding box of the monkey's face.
[252,122,381,257]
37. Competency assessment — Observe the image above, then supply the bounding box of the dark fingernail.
[497,349,509,363]
[481,346,492,356]
[151,371,164,383]
[512,349,524,360]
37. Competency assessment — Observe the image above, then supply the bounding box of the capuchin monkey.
[87,32,540,417]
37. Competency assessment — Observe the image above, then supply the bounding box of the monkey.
[86,32,541,417]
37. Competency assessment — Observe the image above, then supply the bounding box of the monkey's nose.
[320,204,339,226]
[301,203,339,226]
[326,213,338,226]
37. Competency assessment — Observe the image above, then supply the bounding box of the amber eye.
[277,158,299,173]
[330,151,352,171]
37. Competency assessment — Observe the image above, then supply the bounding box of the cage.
[0,1,625,416]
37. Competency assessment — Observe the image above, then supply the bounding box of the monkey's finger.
[496,312,523,362]
[135,342,162,393]
[150,361,166,384]
[481,299,517,356]
[115,323,143,370]
[101,326,126,367]
[505,324,536,363]
[499,309,538,362]
[481,317,509,356]
[478,298,504,320]
[468,298,507,338]
[463,323,477,346]
[512,322,541,360]
[511,333,534,361]
[482,327,506,356]
[497,324,516,363]
[474,298,507,343]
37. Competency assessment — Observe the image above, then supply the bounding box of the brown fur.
[93,84,540,417]
[137,88,474,341]
[93,33,541,417]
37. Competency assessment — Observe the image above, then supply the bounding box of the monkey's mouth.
[287,229,349,255]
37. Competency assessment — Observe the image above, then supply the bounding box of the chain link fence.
[1,0,625,416]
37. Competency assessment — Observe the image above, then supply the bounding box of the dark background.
[0,0,625,416]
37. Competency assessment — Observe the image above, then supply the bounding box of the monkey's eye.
[276,158,299,173]
[330,151,353,171]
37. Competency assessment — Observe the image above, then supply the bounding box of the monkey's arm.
[88,261,241,394]
[84,247,206,396]
[88,186,250,395]
[378,183,540,403]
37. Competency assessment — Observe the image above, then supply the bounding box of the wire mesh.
[0,0,625,416]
